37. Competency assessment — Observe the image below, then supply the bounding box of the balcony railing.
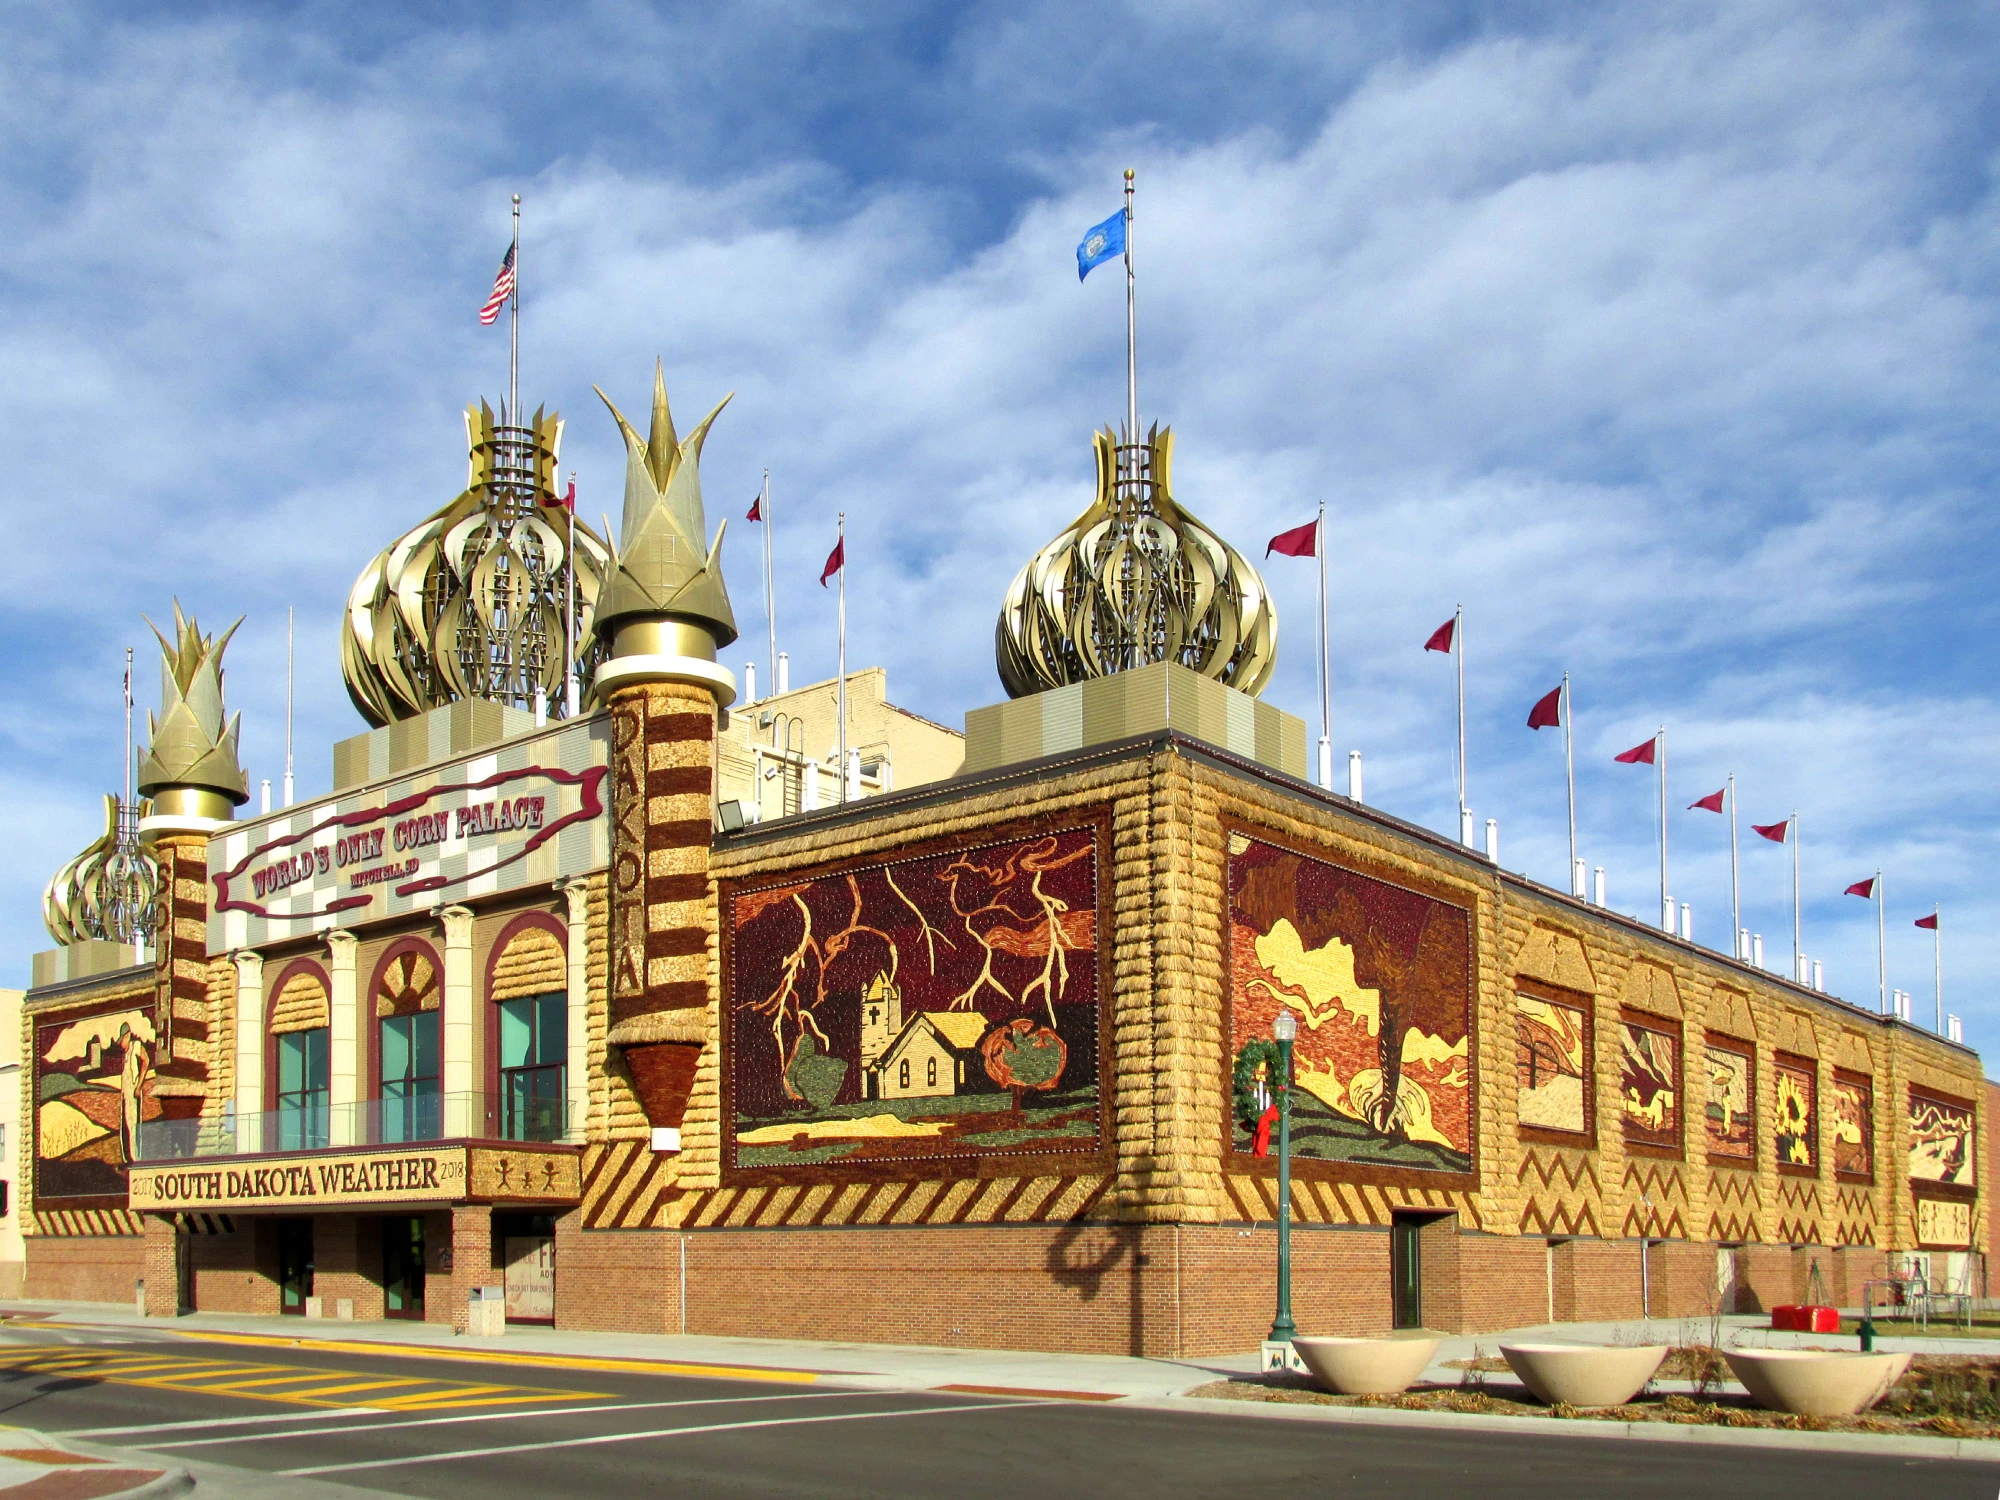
[134,1091,575,1162]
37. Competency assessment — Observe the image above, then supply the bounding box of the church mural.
[1774,1056,1817,1169]
[1515,992,1588,1135]
[34,998,165,1204]
[1620,1018,1680,1151]
[724,825,1102,1172]
[1832,1075,1874,1179]
[1226,833,1473,1176]
[1703,1041,1754,1161]
[1908,1089,1975,1187]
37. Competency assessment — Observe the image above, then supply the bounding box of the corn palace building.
[20,367,1984,1355]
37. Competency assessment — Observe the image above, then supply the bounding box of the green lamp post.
[1268,1008,1298,1345]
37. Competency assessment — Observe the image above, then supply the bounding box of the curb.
[0,1427,193,1498]
[1133,1392,2000,1463]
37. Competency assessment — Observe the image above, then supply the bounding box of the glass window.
[498,991,565,1142]
[381,1012,441,1143]
[275,1028,329,1150]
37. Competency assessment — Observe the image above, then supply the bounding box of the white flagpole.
[122,647,133,812]
[1656,728,1669,932]
[1875,869,1886,1014]
[1933,906,1943,1033]
[508,195,520,424]
[762,471,777,693]
[565,472,578,718]
[283,606,295,807]
[1563,673,1576,889]
[1790,811,1801,976]
[1315,501,1330,790]
[1454,605,1466,832]
[836,512,847,806]
[1123,169,1137,462]
[1727,772,1740,955]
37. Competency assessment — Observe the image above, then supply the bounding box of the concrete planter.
[1500,1342,1667,1408]
[1723,1349,1913,1418]
[1293,1336,1441,1395]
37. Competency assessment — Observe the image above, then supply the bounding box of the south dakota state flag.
[1076,209,1126,280]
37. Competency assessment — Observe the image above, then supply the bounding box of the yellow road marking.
[0,1348,606,1411]
[164,1329,819,1384]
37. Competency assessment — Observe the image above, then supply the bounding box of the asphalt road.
[0,1323,1982,1499]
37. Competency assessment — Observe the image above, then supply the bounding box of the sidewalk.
[0,1426,187,1497]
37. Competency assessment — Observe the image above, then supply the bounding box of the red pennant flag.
[1844,877,1877,898]
[1752,819,1790,843]
[747,494,762,522]
[1423,617,1455,654]
[1526,686,1563,730]
[1688,788,1725,813]
[819,536,844,586]
[1252,1104,1280,1157]
[1915,912,1939,930]
[544,479,576,513]
[1614,736,1657,765]
[1266,519,1318,558]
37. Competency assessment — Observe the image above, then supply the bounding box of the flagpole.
[1454,605,1466,832]
[283,606,294,807]
[1123,169,1137,463]
[1315,501,1330,790]
[565,471,578,718]
[1875,870,1886,1014]
[1790,811,1801,977]
[1658,727,1669,933]
[1562,673,1576,891]
[508,194,520,423]
[836,512,848,806]
[1727,772,1740,956]
[122,647,132,813]
[762,470,776,693]
[1932,906,1943,1032]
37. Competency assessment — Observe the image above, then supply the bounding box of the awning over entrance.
[127,1141,580,1213]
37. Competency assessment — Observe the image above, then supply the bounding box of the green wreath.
[1232,1037,1288,1133]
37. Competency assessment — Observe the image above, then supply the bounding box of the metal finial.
[1124,168,1135,181]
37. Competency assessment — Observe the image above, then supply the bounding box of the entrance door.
[498,1212,557,1324]
[174,1226,194,1314]
[383,1217,426,1320]
[1390,1215,1423,1330]
[277,1219,314,1315]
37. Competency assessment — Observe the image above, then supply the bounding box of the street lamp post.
[1269,1009,1298,1346]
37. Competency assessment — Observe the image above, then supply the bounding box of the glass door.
[381,1014,442,1142]
[499,993,567,1141]
[277,1219,314,1315]
[276,1029,330,1150]
[1390,1215,1422,1330]
[383,1217,425,1320]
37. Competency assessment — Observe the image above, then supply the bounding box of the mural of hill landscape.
[35,1004,163,1202]
[1226,834,1473,1176]
[725,826,1101,1172]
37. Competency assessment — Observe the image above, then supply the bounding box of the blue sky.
[4,1,1996,1054]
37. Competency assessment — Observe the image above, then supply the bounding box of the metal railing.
[134,1091,575,1161]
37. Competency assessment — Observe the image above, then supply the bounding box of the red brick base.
[25,1234,143,1305]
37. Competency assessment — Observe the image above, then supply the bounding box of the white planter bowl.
[1723,1349,1913,1418]
[1500,1342,1667,1408]
[1293,1336,1441,1395]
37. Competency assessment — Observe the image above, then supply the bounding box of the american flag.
[478,243,516,325]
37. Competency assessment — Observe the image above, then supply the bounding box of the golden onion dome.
[44,794,159,947]
[342,401,611,727]
[996,425,1276,699]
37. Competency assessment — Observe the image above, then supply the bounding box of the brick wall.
[1453,1233,1547,1332]
[24,1235,141,1304]
[1729,1244,1792,1313]
[188,1221,279,1315]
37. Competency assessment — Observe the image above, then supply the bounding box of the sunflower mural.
[1773,1058,1817,1169]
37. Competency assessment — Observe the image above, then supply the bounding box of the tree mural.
[727,827,1101,1171]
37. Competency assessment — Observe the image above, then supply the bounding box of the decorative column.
[559,880,592,1140]
[326,931,358,1145]
[232,950,264,1148]
[439,906,477,1134]
[588,365,739,1158]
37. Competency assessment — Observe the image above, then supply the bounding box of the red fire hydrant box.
[1770,1305,1839,1332]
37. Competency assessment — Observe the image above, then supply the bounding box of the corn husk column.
[135,604,248,1313]
[589,365,737,1164]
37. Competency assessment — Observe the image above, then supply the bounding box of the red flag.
[1266,519,1318,558]
[1688,788,1725,813]
[1752,819,1790,843]
[1252,1104,1279,1157]
[1526,686,1563,730]
[1614,736,1657,765]
[1423,617,1455,654]
[1915,912,1939,930]
[747,494,762,522]
[819,536,844,586]
[1845,877,1877,898]
[543,478,575,513]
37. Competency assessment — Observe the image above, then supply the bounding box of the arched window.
[373,943,442,1143]
[488,918,568,1142]
[898,1059,910,1091]
[926,1056,938,1088]
[267,962,330,1151]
